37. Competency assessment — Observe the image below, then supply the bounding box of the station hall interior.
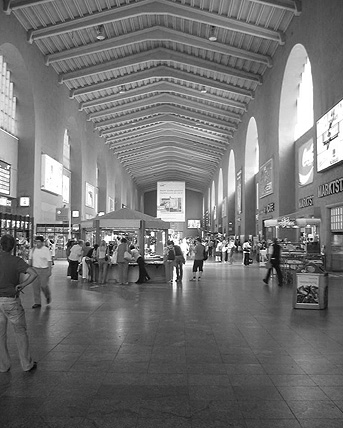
[1,0,343,426]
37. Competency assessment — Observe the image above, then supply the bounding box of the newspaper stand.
[293,263,328,310]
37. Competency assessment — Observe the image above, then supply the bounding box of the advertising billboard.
[157,181,185,222]
[298,138,314,186]
[316,97,343,172]
[41,154,63,195]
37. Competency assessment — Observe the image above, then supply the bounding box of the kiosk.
[80,208,170,283]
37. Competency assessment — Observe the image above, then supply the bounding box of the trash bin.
[293,263,328,310]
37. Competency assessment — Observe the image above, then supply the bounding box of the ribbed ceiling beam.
[80,81,247,111]
[48,26,271,67]
[59,47,262,86]
[107,127,229,149]
[27,0,284,44]
[103,122,230,142]
[99,114,231,136]
[3,0,54,14]
[93,105,237,131]
[88,94,242,122]
[70,66,254,99]
[247,0,301,15]
[114,137,225,158]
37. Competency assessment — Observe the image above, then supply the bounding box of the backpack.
[168,248,175,260]
[203,247,208,261]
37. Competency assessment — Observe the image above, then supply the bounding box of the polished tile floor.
[1,256,343,428]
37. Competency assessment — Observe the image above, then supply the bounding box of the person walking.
[117,238,130,285]
[0,234,38,372]
[130,245,150,284]
[190,238,205,281]
[29,236,53,308]
[263,238,283,286]
[68,239,83,282]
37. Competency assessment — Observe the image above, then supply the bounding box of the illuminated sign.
[317,98,343,171]
[41,154,63,195]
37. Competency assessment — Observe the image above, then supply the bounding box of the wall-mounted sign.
[259,158,273,198]
[263,202,275,214]
[299,195,314,209]
[19,196,30,207]
[72,210,79,218]
[316,97,343,172]
[298,139,314,186]
[41,154,63,195]
[157,181,185,222]
[318,176,343,198]
[278,216,296,228]
[85,182,95,208]
[0,160,11,195]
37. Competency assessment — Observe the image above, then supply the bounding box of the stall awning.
[80,208,170,230]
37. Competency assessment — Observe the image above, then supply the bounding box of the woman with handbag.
[96,240,109,284]
[117,237,130,285]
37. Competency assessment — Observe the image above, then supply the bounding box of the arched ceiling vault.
[3,0,301,193]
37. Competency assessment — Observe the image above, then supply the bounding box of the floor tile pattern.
[1,258,343,427]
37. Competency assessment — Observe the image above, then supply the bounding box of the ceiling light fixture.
[96,25,106,41]
[118,86,125,94]
[200,86,207,93]
[209,26,217,42]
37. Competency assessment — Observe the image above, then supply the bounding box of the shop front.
[0,213,33,259]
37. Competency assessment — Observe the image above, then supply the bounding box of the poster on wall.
[41,154,63,195]
[157,181,185,222]
[108,196,115,212]
[85,182,95,208]
[298,138,314,186]
[259,158,273,198]
[317,97,343,172]
[236,170,242,214]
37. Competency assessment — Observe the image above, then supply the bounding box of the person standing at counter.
[96,240,109,284]
[130,245,150,284]
[117,238,130,285]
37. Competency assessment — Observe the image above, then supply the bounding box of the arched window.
[0,55,17,136]
[294,57,314,140]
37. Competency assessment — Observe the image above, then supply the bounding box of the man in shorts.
[0,234,38,372]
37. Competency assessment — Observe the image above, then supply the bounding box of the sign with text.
[157,181,185,222]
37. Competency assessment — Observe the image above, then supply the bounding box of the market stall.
[80,208,170,283]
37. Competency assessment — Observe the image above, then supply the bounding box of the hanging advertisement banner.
[236,170,242,214]
[259,158,273,198]
[157,181,185,222]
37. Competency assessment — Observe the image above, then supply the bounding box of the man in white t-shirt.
[29,236,52,308]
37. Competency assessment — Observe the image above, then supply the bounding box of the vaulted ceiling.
[4,0,301,193]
